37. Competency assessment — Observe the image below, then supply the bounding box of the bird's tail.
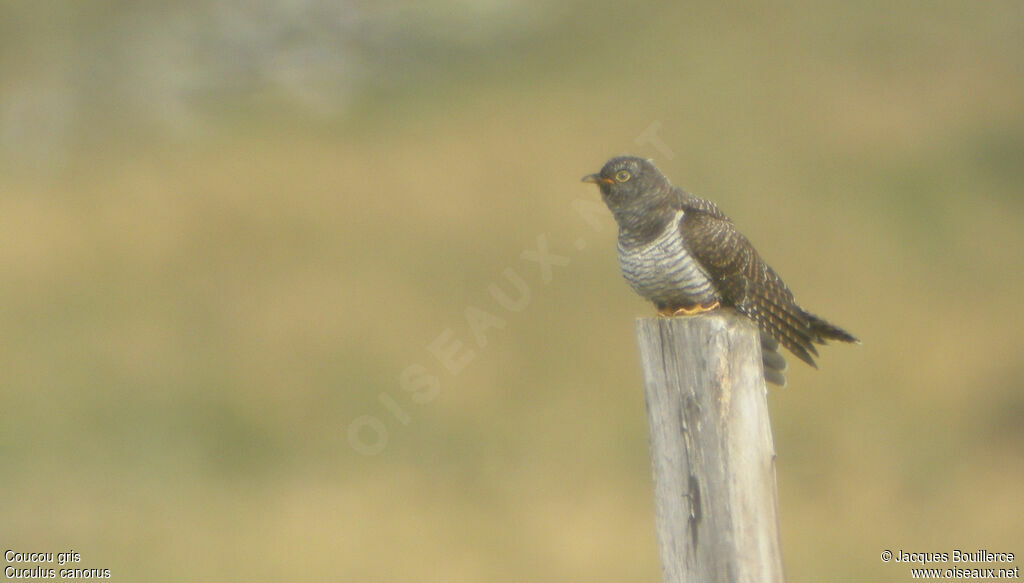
[804,312,860,345]
[760,332,788,387]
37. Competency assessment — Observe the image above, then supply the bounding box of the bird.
[583,155,857,384]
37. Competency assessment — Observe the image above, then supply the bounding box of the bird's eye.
[615,170,631,182]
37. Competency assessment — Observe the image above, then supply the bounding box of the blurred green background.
[2,1,1022,581]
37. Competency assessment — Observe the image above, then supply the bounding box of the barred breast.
[617,210,718,308]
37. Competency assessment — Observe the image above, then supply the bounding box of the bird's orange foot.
[658,300,721,317]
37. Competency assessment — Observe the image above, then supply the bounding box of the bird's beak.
[582,174,614,185]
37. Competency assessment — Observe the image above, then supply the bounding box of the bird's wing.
[679,197,823,367]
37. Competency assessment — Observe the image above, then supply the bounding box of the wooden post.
[635,313,785,583]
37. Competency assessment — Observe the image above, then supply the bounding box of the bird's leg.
[658,300,721,317]
[671,300,720,316]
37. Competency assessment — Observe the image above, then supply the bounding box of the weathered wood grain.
[635,313,785,583]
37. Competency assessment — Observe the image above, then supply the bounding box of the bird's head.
[582,156,674,226]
